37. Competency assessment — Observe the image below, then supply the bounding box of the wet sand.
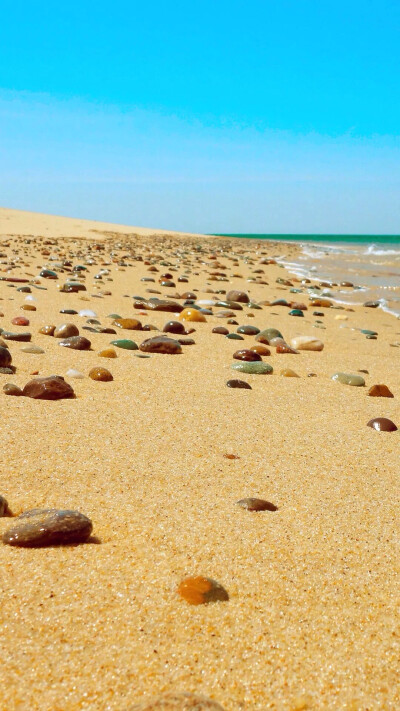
[0,210,399,711]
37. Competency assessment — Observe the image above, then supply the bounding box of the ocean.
[215,234,400,318]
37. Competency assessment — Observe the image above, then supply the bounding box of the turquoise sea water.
[215,234,400,244]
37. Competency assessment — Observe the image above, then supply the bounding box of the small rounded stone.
[163,320,186,334]
[289,309,304,316]
[39,324,56,336]
[250,344,270,356]
[3,383,22,396]
[54,323,79,338]
[280,368,300,377]
[0,346,12,368]
[256,328,283,344]
[233,349,262,362]
[291,336,324,351]
[140,336,182,354]
[112,318,143,330]
[2,509,93,547]
[368,384,394,397]
[20,345,45,354]
[367,417,397,432]
[226,290,249,303]
[212,326,229,335]
[231,361,273,375]
[332,372,365,386]
[226,379,252,389]
[59,336,91,350]
[276,343,299,354]
[98,348,117,358]
[21,304,36,311]
[12,316,30,326]
[179,308,207,322]
[237,325,260,336]
[177,576,229,605]
[110,339,138,350]
[237,498,278,512]
[22,375,75,400]
[89,367,113,382]
[0,495,8,516]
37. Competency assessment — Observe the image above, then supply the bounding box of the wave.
[365,243,400,256]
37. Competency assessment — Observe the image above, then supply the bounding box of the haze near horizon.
[0,0,399,234]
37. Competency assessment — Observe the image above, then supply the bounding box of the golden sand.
[0,210,399,710]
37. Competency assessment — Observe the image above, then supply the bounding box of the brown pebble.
[368,384,394,398]
[367,417,397,431]
[226,379,252,389]
[2,509,93,547]
[39,324,56,336]
[276,343,299,354]
[22,375,75,400]
[250,344,270,356]
[232,349,261,362]
[177,576,229,605]
[98,348,117,358]
[112,318,143,330]
[212,326,229,335]
[89,367,113,382]
[237,498,278,511]
[53,323,79,338]
[223,453,240,459]
[3,383,22,396]
[140,336,182,354]
[21,304,36,311]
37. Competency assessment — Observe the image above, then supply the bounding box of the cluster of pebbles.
[0,231,398,709]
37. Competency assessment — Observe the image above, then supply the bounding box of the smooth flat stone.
[89,367,113,381]
[237,325,260,335]
[233,349,262,362]
[59,336,91,350]
[291,336,324,351]
[130,692,226,711]
[2,332,32,342]
[237,498,277,511]
[3,509,92,547]
[215,300,243,311]
[367,417,397,431]
[289,309,304,316]
[79,309,97,317]
[177,576,229,605]
[59,282,87,293]
[231,361,273,374]
[11,316,29,326]
[39,269,57,279]
[361,329,377,335]
[280,368,299,377]
[140,336,182,354]
[226,379,252,389]
[110,339,138,350]
[98,348,117,358]
[146,299,183,312]
[3,383,22,396]
[331,372,365,386]
[20,345,45,354]
[112,318,142,330]
[23,375,75,399]
[60,309,78,315]
[368,384,394,397]
[225,333,244,340]
[65,368,85,379]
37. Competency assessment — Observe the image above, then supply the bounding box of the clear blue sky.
[1,0,399,233]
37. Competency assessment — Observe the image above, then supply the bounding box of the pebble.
[250,344,270,355]
[237,498,278,511]
[225,333,243,340]
[212,326,229,335]
[65,368,85,379]
[231,361,273,374]
[226,379,252,389]
[130,692,226,710]
[233,349,262,362]
[59,336,91,350]
[0,346,12,368]
[60,309,78,315]
[179,308,207,322]
[363,301,380,308]
[368,384,394,397]
[276,343,299,354]
[3,383,22,396]
[163,320,186,334]
[54,323,79,338]
[331,372,365,386]
[22,375,75,399]
[2,331,32,342]
[2,509,93,547]
[89,367,113,381]
[237,325,260,336]
[139,336,182,354]
[0,367,14,374]
[112,318,143,330]
[146,299,183,312]
[280,368,299,377]
[20,345,45,354]
[21,304,36,311]
[11,316,29,326]
[110,339,138,350]
[367,417,397,432]
[98,348,117,358]
[78,309,97,317]
[177,576,229,605]
[59,282,86,293]
[361,329,378,336]
[256,328,283,344]
[0,495,8,516]
[39,324,56,335]
[226,290,249,303]
[289,309,304,317]
[291,336,324,351]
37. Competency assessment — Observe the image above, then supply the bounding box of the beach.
[0,209,399,711]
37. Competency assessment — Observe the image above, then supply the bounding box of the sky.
[0,0,399,234]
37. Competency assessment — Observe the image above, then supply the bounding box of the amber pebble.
[21,304,36,311]
[276,343,299,354]
[224,453,240,459]
[212,326,229,335]
[368,384,394,398]
[12,316,30,326]
[309,298,332,308]
[179,308,207,322]
[233,349,262,362]
[89,367,113,382]
[226,290,249,303]
[98,348,117,358]
[54,323,79,338]
[367,417,397,431]
[130,692,226,711]
[280,368,300,377]
[0,495,8,515]
[249,344,270,356]
[3,383,22,396]
[177,576,229,605]
[22,375,75,400]
[39,324,56,336]
[112,318,142,330]
[163,320,186,334]
[237,498,277,512]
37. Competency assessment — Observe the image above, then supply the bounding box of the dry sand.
[0,210,399,711]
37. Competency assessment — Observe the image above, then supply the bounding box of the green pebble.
[258,328,283,341]
[108,313,122,319]
[231,362,273,375]
[331,372,365,386]
[226,333,244,340]
[247,302,262,309]
[110,339,138,350]
[289,309,304,317]
[361,329,377,335]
